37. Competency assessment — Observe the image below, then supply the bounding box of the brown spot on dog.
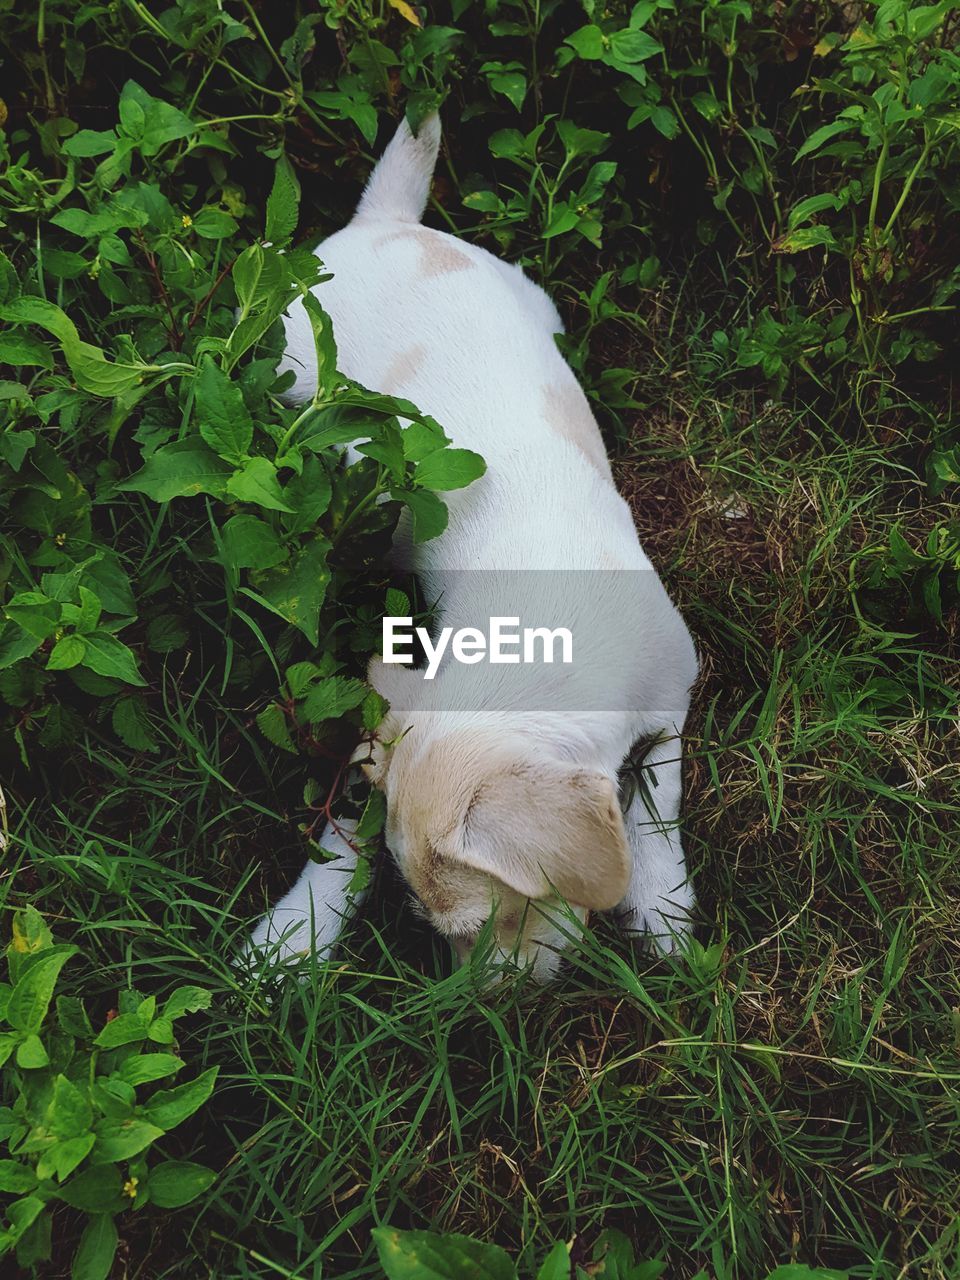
[374,227,474,278]
[381,342,427,393]
[542,382,612,476]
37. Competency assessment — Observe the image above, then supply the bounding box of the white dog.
[248,115,698,980]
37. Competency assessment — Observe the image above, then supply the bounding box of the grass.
[6,268,959,1277]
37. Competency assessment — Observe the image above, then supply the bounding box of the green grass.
[8,331,959,1277]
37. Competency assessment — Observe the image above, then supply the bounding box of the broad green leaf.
[394,487,448,542]
[148,1160,216,1208]
[80,633,144,686]
[162,986,212,1019]
[36,1133,95,1182]
[56,1166,125,1214]
[6,946,78,1034]
[94,1011,149,1048]
[47,634,87,671]
[71,1213,118,1280]
[220,515,287,570]
[0,333,54,368]
[414,448,486,491]
[372,1227,518,1280]
[47,1074,93,1138]
[565,24,604,58]
[247,536,330,644]
[16,1034,50,1068]
[116,1053,184,1086]
[191,207,239,239]
[117,439,232,502]
[228,457,294,512]
[196,356,253,463]
[90,1118,164,1164]
[0,1160,37,1194]
[535,1242,570,1280]
[142,1065,218,1131]
[278,455,333,534]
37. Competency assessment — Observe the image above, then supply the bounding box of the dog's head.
[359,659,630,979]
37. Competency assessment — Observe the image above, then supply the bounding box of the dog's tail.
[354,112,441,224]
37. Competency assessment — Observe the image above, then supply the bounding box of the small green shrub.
[372,1225,852,1280]
[0,907,217,1276]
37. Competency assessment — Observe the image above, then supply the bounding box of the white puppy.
[248,115,698,980]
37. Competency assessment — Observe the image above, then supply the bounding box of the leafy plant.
[372,1225,851,1280]
[0,907,217,1276]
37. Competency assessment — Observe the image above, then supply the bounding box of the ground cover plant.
[1,0,958,1276]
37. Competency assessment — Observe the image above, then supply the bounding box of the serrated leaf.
[256,703,298,753]
[394,487,448,542]
[265,153,301,246]
[220,514,286,570]
[301,676,368,723]
[196,356,254,463]
[112,695,159,752]
[247,536,330,644]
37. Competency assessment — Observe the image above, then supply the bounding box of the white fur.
[247,116,698,977]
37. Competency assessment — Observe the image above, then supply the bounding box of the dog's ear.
[450,760,631,910]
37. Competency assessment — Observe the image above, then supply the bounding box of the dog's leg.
[246,818,365,967]
[619,734,694,952]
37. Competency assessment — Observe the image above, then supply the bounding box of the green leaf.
[112,695,159,752]
[162,985,212,1019]
[57,1166,125,1214]
[0,1161,38,1194]
[228,457,294,512]
[94,1011,149,1048]
[280,455,333,535]
[80,633,145,686]
[142,1066,218,1131]
[196,356,254,463]
[6,946,78,1034]
[794,119,857,161]
[248,536,330,644]
[71,1214,118,1280]
[256,703,298,753]
[148,1160,216,1208]
[301,676,368,723]
[47,1074,93,1138]
[565,24,604,58]
[265,153,301,246]
[0,333,54,368]
[191,207,239,239]
[414,448,486,491]
[117,439,232,502]
[394,487,448,542]
[220,515,287,570]
[372,1227,518,1280]
[16,1034,49,1068]
[91,1118,164,1164]
[47,634,87,671]
[535,1242,571,1280]
[116,1053,184,1086]
[36,1133,95,1182]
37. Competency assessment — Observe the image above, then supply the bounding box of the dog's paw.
[241,894,344,974]
[619,873,695,955]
